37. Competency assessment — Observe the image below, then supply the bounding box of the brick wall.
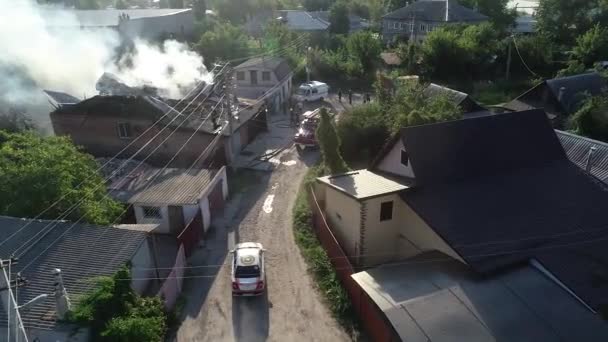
[51,112,219,168]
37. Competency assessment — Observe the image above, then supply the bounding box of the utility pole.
[306,47,311,83]
[224,63,234,136]
[506,36,512,81]
[0,258,28,342]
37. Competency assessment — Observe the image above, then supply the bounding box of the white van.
[293,81,329,102]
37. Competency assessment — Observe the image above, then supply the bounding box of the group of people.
[337,89,371,105]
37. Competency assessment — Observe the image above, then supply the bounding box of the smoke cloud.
[0,0,211,133]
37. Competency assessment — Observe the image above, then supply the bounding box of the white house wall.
[130,239,154,294]
[361,193,404,266]
[182,204,200,224]
[200,197,211,232]
[323,185,362,261]
[134,205,170,234]
[395,198,464,263]
[359,194,464,267]
[377,139,415,178]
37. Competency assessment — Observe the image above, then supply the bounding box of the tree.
[389,82,463,132]
[329,1,350,35]
[386,0,409,12]
[568,94,608,142]
[460,0,516,31]
[0,110,35,133]
[536,0,607,46]
[75,0,99,9]
[0,132,123,225]
[69,266,167,341]
[193,0,207,20]
[115,0,127,9]
[420,28,469,81]
[196,22,254,66]
[316,108,349,174]
[303,0,334,11]
[572,24,608,68]
[345,31,381,73]
[169,0,184,7]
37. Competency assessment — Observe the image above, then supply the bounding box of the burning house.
[50,74,268,168]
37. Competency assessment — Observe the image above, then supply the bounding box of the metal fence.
[308,187,399,342]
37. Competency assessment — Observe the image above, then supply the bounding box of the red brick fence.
[308,187,399,342]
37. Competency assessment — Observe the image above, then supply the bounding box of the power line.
[0,64,222,251]
[512,34,540,77]
[13,66,231,262]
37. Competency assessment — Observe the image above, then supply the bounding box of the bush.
[69,266,168,342]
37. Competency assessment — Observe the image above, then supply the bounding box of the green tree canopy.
[536,0,608,46]
[115,0,127,9]
[460,0,516,31]
[0,111,35,133]
[0,131,122,225]
[193,0,207,20]
[303,0,334,11]
[572,24,608,68]
[329,1,350,35]
[196,22,254,66]
[568,94,608,142]
[345,31,382,73]
[75,0,99,9]
[316,108,349,174]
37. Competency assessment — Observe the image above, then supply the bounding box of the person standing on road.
[338,89,342,102]
[366,93,371,103]
[348,89,353,105]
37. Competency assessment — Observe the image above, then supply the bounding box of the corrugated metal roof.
[0,216,148,330]
[235,57,293,82]
[317,169,411,200]
[128,168,217,205]
[557,130,608,183]
[278,10,328,31]
[352,252,608,342]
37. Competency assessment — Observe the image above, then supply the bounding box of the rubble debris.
[96,72,159,97]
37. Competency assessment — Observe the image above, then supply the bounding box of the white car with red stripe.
[231,242,266,296]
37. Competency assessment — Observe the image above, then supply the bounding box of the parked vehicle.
[231,242,266,296]
[294,109,321,150]
[293,81,329,102]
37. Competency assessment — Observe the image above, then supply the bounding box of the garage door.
[208,180,225,216]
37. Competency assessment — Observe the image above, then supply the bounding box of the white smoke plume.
[0,0,211,133]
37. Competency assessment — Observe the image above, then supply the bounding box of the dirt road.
[175,138,350,341]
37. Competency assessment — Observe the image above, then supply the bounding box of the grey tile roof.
[0,216,148,330]
[557,130,608,183]
[317,169,411,200]
[383,0,488,22]
[128,168,217,205]
[353,251,608,342]
[234,57,292,82]
[43,8,192,27]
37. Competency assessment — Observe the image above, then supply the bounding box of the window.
[235,265,260,278]
[250,70,258,85]
[312,88,318,94]
[380,201,393,221]
[420,24,426,32]
[142,206,162,219]
[262,71,271,81]
[400,150,409,166]
[236,71,245,80]
[117,122,132,139]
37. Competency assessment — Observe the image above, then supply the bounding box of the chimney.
[445,0,449,22]
[586,146,598,173]
[53,269,71,319]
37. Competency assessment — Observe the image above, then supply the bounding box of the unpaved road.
[175,145,350,342]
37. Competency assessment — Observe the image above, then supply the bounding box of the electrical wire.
[14,66,231,262]
[512,35,540,77]
[0,65,221,251]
